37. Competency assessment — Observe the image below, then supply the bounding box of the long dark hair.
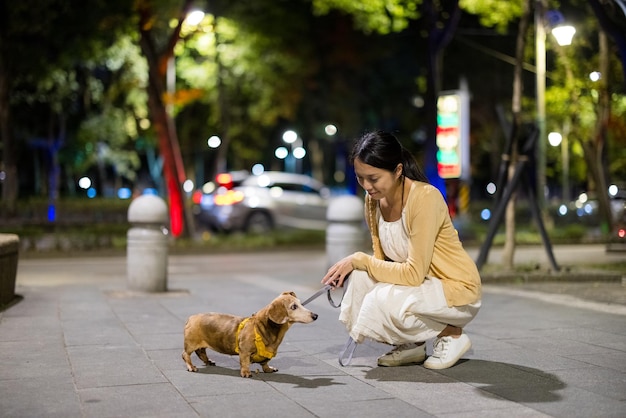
[350,130,429,182]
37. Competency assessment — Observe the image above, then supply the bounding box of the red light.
[192,190,203,205]
[215,173,233,189]
[618,228,626,238]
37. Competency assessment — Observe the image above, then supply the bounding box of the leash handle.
[327,280,347,308]
[302,278,349,308]
[338,336,357,366]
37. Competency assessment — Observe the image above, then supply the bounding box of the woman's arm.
[351,185,446,286]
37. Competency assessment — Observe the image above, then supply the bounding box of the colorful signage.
[436,90,469,180]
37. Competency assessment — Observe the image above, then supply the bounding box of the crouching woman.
[322,130,481,369]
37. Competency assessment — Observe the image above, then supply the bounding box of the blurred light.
[480,209,491,221]
[143,188,158,196]
[48,204,56,222]
[117,187,132,199]
[78,176,91,189]
[185,10,205,26]
[192,190,203,204]
[214,190,244,206]
[325,124,337,136]
[618,228,626,239]
[87,188,97,198]
[183,179,194,193]
[548,132,562,147]
[207,135,221,148]
[558,204,568,216]
[589,71,601,82]
[0,171,6,181]
[608,184,618,197]
[216,173,233,189]
[247,196,260,208]
[256,174,271,188]
[269,186,284,198]
[251,164,264,175]
[551,25,576,46]
[486,182,497,195]
[578,192,588,203]
[275,147,288,159]
[334,171,345,183]
[282,130,298,144]
[202,182,216,194]
[584,203,593,214]
[139,118,150,130]
[412,96,425,108]
[293,146,306,159]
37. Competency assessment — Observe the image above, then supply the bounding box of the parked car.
[194,171,331,234]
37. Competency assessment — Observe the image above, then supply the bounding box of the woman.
[322,130,481,370]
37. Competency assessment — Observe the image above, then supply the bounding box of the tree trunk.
[421,0,460,198]
[502,0,532,269]
[137,1,195,238]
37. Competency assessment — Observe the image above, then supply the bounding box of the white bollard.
[127,194,169,292]
[326,195,367,268]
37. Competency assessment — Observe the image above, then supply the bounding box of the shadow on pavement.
[364,359,565,403]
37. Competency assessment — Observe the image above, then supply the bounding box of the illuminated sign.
[436,90,469,179]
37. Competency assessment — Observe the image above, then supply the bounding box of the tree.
[0,0,133,215]
[135,0,197,237]
[311,0,463,196]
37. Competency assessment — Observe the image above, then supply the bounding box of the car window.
[271,182,321,195]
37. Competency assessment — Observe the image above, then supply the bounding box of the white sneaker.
[424,334,471,370]
[377,343,426,367]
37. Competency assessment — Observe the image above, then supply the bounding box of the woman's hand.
[322,255,355,288]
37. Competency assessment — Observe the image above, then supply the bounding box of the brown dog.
[182,291,318,378]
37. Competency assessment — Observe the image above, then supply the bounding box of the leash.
[301,278,348,308]
[301,278,354,367]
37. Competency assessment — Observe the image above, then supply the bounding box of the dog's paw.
[262,365,278,373]
[204,359,216,366]
[186,365,198,372]
[240,369,252,378]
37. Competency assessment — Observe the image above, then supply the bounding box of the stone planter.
[0,233,19,308]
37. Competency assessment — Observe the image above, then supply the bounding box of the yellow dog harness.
[234,317,275,362]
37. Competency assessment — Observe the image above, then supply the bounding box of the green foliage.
[312,0,420,34]
[459,0,524,33]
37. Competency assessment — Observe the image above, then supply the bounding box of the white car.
[195,171,331,233]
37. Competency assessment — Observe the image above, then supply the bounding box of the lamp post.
[279,130,306,173]
[535,3,575,210]
[548,130,570,203]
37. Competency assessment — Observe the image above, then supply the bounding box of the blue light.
[117,187,132,199]
[558,204,568,216]
[47,204,56,222]
[480,209,491,221]
[87,188,97,198]
[143,188,158,196]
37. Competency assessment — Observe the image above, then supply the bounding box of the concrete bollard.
[326,195,367,268]
[127,194,169,292]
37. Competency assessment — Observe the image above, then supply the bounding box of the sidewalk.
[1,246,625,417]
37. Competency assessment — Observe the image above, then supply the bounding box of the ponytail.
[401,148,429,183]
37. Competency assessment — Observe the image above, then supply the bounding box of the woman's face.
[353,158,400,200]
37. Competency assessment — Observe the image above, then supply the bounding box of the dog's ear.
[281,291,296,298]
[268,300,289,324]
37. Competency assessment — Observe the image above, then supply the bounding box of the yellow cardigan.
[351,181,481,307]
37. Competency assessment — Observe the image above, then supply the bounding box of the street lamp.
[280,130,305,173]
[548,131,570,203]
[535,4,575,210]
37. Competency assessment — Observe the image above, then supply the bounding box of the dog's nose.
[311,313,318,321]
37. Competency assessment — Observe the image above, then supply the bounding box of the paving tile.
[67,344,167,389]
[78,382,197,418]
[0,376,81,418]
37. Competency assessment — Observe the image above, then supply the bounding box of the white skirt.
[339,269,481,345]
